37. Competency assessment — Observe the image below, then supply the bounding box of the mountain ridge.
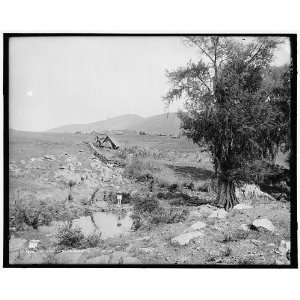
[48,112,181,135]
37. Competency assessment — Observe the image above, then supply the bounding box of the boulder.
[171,231,204,246]
[240,224,250,232]
[188,221,206,231]
[252,218,275,232]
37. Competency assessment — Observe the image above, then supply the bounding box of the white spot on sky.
[26,90,33,97]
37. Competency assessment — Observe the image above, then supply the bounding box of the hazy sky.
[9,36,291,131]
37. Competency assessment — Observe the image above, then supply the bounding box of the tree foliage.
[164,36,289,210]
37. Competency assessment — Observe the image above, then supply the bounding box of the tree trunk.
[215,178,239,211]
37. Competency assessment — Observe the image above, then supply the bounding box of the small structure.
[95,135,119,150]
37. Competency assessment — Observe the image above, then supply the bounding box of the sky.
[9,36,291,132]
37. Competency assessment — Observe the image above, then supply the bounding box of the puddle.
[71,211,133,239]
[38,210,133,240]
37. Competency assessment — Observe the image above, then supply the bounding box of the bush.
[132,196,159,214]
[10,198,56,230]
[56,225,85,248]
[150,207,189,224]
[80,232,102,248]
[56,225,102,249]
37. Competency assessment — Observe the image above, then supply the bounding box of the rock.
[139,247,154,254]
[28,240,40,250]
[43,155,56,161]
[86,255,110,264]
[208,209,228,219]
[171,231,204,246]
[20,160,26,164]
[240,224,250,231]
[55,250,88,264]
[234,204,253,210]
[252,218,275,232]
[279,240,291,257]
[137,236,151,242]
[186,221,206,232]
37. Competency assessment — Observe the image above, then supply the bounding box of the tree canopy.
[164,37,290,210]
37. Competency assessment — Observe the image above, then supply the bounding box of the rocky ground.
[8,131,291,266]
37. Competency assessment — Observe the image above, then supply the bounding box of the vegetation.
[165,37,291,210]
[56,224,102,249]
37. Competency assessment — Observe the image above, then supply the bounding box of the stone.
[189,221,206,231]
[171,231,204,246]
[234,203,253,210]
[252,218,275,232]
[55,250,88,264]
[28,240,40,250]
[139,247,154,254]
[240,224,250,231]
[43,155,56,161]
[86,255,110,264]
[279,240,291,257]
[208,209,228,219]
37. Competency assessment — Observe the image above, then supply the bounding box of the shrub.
[56,225,85,248]
[150,207,189,224]
[132,196,159,214]
[80,232,102,248]
[10,198,56,230]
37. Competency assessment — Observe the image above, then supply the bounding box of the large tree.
[164,37,287,210]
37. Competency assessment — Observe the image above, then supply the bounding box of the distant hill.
[48,114,144,133]
[128,113,181,135]
[48,113,182,135]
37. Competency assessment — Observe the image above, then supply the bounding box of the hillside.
[129,113,181,135]
[48,113,182,135]
[48,114,144,133]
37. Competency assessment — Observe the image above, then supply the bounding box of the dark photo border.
[3,33,298,268]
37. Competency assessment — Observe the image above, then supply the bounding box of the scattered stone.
[279,240,291,257]
[43,155,56,161]
[240,224,250,231]
[28,240,40,250]
[252,218,275,232]
[234,203,253,210]
[171,231,204,246]
[208,209,228,219]
[139,247,154,254]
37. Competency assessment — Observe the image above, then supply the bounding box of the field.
[8,130,291,265]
